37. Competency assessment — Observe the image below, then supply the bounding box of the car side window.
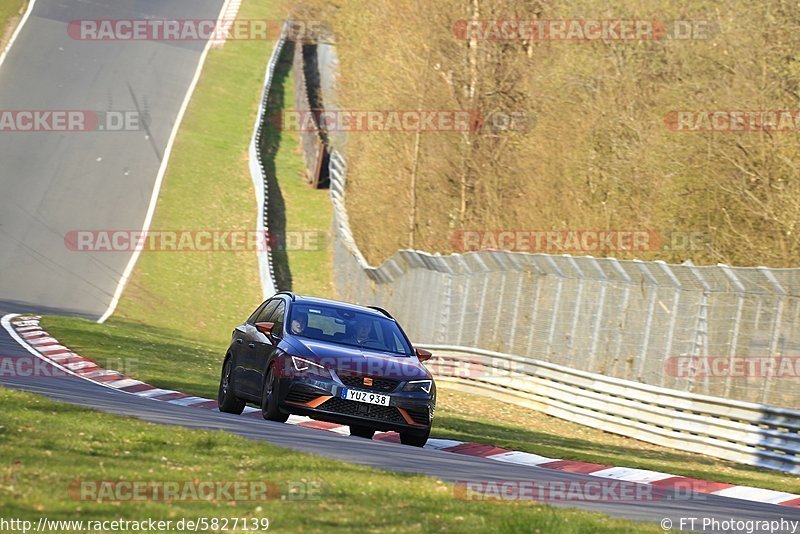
[256,300,279,324]
[268,301,287,337]
[247,300,268,324]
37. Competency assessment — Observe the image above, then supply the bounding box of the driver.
[350,318,374,344]
[290,312,308,335]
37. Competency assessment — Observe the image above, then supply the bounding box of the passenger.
[290,312,308,335]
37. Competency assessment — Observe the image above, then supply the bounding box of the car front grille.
[403,406,430,426]
[318,397,405,424]
[337,373,400,392]
[285,387,323,404]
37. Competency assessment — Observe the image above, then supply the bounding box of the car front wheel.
[349,425,375,439]
[261,365,289,422]
[399,428,430,447]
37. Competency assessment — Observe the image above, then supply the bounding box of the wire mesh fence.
[329,150,800,409]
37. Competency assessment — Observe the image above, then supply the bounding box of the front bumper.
[277,373,435,433]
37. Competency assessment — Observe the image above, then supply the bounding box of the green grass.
[0,388,659,533]
[42,315,222,399]
[0,0,26,47]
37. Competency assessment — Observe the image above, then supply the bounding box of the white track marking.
[587,467,676,484]
[423,438,465,450]
[167,396,211,406]
[483,451,559,466]
[711,486,800,504]
[135,388,178,398]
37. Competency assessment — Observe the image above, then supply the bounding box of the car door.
[230,300,268,392]
[253,299,286,394]
[237,299,279,396]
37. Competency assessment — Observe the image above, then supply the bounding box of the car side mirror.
[255,322,274,335]
[415,348,432,362]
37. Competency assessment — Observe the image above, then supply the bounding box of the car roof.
[290,295,389,319]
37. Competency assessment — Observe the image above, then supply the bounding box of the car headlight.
[291,356,330,378]
[403,379,432,394]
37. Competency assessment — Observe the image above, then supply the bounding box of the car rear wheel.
[399,428,430,447]
[261,365,289,422]
[218,358,245,414]
[349,425,375,439]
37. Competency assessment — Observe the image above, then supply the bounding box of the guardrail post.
[489,254,508,350]
[456,257,470,347]
[634,260,659,382]
[656,261,682,388]
[472,256,490,348]
[565,256,585,366]
[438,267,453,344]
[688,266,711,394]
[608,258,632,378]
[586,257,608,373]
[759,266,786,405]
[719,264,746,397]
[525,273,544,358]
[545,255,565,358]
[507,257,526,353]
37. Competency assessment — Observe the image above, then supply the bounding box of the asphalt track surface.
[0,0,222,318]
[1,310,799,532]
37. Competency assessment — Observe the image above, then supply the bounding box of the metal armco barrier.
[249,23,288,298]
[421,345,800,474]
[292,42,328,188]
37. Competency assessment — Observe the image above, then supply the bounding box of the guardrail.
[292,42,329,188]
[248,23,288,298]
[422,345,800,474]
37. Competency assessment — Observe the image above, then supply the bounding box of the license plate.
[341,388,390,406]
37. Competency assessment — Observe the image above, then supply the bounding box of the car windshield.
[288,303,413,356]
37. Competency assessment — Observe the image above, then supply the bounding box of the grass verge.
[0,388,658,533]
[0,0,27,52]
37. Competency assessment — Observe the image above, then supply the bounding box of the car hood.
[282,336,431,381]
